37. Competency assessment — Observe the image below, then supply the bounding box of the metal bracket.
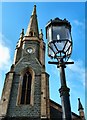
[48,61,74,68]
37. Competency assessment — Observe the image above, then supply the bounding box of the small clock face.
[27,48,33,53]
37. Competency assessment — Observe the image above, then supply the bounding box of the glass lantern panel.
[56,41,66,51]
[48,42,58,55]
[47,27,52,43]
[48,47,55,58]
[66,46,72,56]
[64,41,71,52]
[66,50,69,57]
[53,26,71,41]
[51,42,58,53]
[68,46,72,55]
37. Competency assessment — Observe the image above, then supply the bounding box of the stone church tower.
[0,5,85,120]
[0,5,50,120]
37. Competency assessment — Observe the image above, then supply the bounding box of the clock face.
[27,48,33,54]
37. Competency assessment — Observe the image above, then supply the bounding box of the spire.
[78,98,85,120]
[25,5,39,37]
[78,98,84,111]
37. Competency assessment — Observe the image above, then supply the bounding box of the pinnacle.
[78,98,84,111]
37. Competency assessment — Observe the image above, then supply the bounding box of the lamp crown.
[46,18,71,32]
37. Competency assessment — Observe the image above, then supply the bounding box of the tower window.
[20,71,32,104]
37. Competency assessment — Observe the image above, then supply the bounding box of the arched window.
[20,71,32,104]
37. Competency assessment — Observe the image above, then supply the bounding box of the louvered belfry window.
[20,71,32,104]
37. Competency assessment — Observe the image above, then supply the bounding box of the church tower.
[0,5,50,120]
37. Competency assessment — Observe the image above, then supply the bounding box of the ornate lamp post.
[46,18,74,120]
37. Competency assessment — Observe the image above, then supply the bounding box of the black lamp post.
[46,18,74,120]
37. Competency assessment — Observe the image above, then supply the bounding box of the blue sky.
[0,2,86,118]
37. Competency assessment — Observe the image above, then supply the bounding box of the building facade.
[0,5,85,120]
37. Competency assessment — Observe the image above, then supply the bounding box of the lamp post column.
[58,59,72,120]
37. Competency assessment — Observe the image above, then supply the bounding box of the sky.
[0,1,86,119]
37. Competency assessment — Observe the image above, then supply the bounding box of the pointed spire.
[78,98,84,111]
[25,5,39,37]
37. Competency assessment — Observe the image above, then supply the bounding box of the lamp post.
[46,18,74,120]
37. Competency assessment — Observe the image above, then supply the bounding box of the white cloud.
[47,58,85,87]
[0,32,12,99]
[67,58,85,87]
[73,20,84,27]
[0,32,12,71]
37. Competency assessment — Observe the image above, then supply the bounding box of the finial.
[34,5,36,8]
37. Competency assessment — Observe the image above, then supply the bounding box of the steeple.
[25,5,39,37]
[78,98,85,120]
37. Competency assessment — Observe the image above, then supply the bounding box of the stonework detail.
[0,72,14,117]
[41,72,50,119]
